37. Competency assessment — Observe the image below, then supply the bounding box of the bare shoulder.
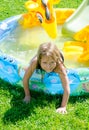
[24,56,37,79]
[29,56,37,70]
[59,63,67,75]
[31,56,37,65]
[54,62,67,76]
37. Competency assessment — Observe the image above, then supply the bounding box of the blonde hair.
[36,42,64,69]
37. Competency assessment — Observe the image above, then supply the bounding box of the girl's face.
[40,55,57,73]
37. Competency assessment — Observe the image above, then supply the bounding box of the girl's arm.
[23,58,37,103]
[54,63,70,113]
[59,72,70,109]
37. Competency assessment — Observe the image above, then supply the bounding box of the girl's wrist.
[61,104,66,108]
[25,95,31,97]
[25,90,30,97]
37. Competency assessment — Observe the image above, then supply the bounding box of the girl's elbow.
[23,76,28,85]
[67,87,70,95]
[64,86,70,95]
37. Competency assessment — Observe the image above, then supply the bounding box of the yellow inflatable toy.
[62,0,89,63]
[63,28,89,63]
[63,40,89,65]
[20,0,75,38]
[74,26,89,62]
[63,41,84,59]
[63,43,89,64]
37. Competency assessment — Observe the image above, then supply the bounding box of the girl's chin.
[43,68,54,73]
[45,69,53,73]
[46,71,52,73]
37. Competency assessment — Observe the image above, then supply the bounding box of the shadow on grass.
[69,93,89,104]
[0,79,61,124]
[0,78,89,125]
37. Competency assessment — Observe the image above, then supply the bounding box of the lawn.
[0,0,89,130]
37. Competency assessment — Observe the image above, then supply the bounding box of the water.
[0,25,88,68]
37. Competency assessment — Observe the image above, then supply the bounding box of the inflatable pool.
[0,0,89,95]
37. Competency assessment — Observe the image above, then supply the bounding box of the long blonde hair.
[36,42,64,69]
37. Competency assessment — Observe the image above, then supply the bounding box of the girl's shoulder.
[31,55,37,64]
[28,56,37,71]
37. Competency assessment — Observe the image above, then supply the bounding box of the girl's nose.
[46,64,51,68]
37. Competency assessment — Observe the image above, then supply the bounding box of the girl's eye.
[51,61,55,64]
[43,62,47,64]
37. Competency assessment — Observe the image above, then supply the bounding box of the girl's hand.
[56,107,67,114]
[23,96,31,103]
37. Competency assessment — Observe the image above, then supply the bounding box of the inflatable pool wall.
[0,15,22,42]
[0,51,89,95]
[0,54,89,95]
[28,68,89,95]
[0,52,21,84]
[0,0,89,95]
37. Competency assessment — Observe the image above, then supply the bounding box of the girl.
[23,42,70,114]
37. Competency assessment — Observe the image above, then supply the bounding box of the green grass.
[0,0,82,20]
[0,79,89,130]
[0,0,89,130]
[0,0,27,20]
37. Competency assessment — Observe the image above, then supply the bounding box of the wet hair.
[36,42,64,69]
